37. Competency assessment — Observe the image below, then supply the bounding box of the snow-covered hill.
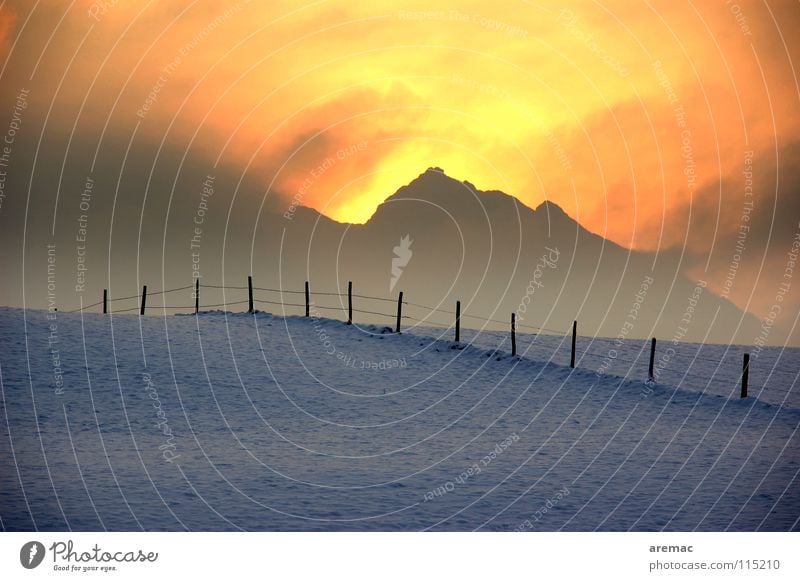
[1,307,797,531]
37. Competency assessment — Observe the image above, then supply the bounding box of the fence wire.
[56,280,752,392]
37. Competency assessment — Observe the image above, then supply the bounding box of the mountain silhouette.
[253,167,760,344]
[13,161,760,345]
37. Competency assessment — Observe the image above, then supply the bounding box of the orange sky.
[0,1,796,236]
[1,0,799,320]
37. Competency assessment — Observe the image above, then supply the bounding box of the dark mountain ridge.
[256,167,760,344]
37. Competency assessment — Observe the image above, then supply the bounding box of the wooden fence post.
[347,281,352,325]
[570,320,577,368]
[396,291,403,333]
[305,281,310,317]
[140,285,147,316]
[455,300,461,342]
[648,337,656,382]
[103,289,107,314]
[741,353,750,398]
[248,276,253,313]
[195,279,199,314]
[511,312,517,356]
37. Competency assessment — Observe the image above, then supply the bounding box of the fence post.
[103,289,107,314]
[511,313,517,356]
[455,300,461,342]
[648,337,656,382]
[140,285,147,316]
[195,279,199,314]
[741,353,750,398]
[347,281,352,325]
[570,320,577,368]
[396,291,403,333]
[248,276,254,313]
[305,281,310,317]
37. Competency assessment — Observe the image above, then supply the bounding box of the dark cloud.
[676,142,800,344]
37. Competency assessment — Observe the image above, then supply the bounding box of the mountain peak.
[383,167,480,202]
[409,170,570,216]
[374,169,576,229]
[411,166,454,183]
[533,199,569,216]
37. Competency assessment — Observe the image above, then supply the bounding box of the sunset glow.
[2,1,800,546]
[1,2,795,233]
[1,0,798,319]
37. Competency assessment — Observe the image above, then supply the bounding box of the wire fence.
[62,280,562,334]
[59,278,755,398]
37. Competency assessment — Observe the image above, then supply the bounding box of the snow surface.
[1,306,798,531]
